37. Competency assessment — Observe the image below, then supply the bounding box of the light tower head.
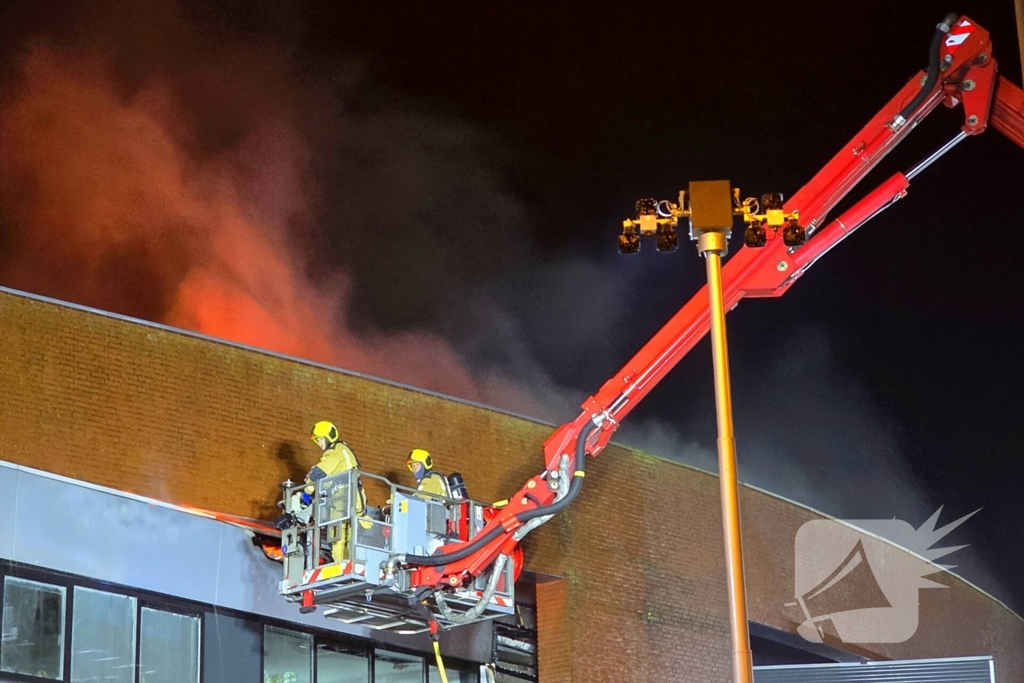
[620,182,803,256]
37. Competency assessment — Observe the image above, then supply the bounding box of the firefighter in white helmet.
[302,420,369,562]
[406,448,452,498]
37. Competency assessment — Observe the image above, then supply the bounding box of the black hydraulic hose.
[402,525,505,567]
[897,13,958,124]
[402,420,599,567]
[514,421,595,523]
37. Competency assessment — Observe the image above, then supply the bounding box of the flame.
[0,40,545,412]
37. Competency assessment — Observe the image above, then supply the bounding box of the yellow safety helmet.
[310,421,340,449]
[406,448,433,471]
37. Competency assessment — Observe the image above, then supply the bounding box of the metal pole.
[1015,0,1024,90]
[699,231,753,683]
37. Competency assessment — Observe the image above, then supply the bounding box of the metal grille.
[498,561,513,597]
[753,656,994,683]
[318,472,352,524]
[354,519,392,552]
[426,503,447,535]
[495,564,508,595]
[474,559,514,598]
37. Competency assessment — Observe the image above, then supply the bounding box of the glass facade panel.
[204,612,261,683]
[1,569,484,683]
[71,586,137,683]
[140,607,200,683]
[374,649,423,683]
[0,577,66,679]
[316,641,368,683]
[264,625,312,683]
[429,665,471,683]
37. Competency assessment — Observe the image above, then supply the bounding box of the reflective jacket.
[305,441,367,514]
[417,471,452,498]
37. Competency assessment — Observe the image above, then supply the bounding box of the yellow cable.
[433,640,450,683]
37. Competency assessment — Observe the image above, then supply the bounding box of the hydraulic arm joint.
[357,12,1024,625]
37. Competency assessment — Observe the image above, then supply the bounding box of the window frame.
[1,560,480,683]
[262,623,315,683]
[70,584,138,683]
[259,624,481,683]
[138,603,203,683]
[0,561,206,683]
[0,574,70,682]
[372,646,426,683]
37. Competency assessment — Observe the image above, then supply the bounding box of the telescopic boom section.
[993,74,1024,148]
[405,15,1024,590]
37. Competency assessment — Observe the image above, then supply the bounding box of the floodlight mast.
[385,8,1024,652]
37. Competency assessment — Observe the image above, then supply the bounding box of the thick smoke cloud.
[0,32,551,414]
[0,1,1010,609]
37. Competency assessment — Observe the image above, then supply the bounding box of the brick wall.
[0,287,1020,682]
[535,579,571,683]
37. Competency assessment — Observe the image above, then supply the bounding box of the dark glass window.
[316,641,369,683]
[0,577,66,680]
[374,649,423,683]
[429,664,472,683]
[204,612,260,683]
[71,586,137,683]
[264,625,313,683]
[140,607,200,683]
[1,565,483,683]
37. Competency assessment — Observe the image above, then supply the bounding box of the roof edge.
[0,285,557,428]
[614,441,1024,623]
[4,286,1019,623]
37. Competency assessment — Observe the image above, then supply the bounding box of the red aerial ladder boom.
[390,13,1024,593]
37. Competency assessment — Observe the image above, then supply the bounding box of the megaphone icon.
[796,539,892,640]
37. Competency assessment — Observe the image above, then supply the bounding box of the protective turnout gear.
[307,441,362,497]
[447,472,468,499]
[406,448,433,474]
[407,449,452,498]
[303,423,370,562]
[310,420,340,450]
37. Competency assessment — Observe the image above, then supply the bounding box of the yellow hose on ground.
[433,640,450,683]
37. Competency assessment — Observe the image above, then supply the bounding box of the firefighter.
[303,420,369,562]
[406,448,452,498]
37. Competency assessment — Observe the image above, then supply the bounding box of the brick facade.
[0,287,1020,682]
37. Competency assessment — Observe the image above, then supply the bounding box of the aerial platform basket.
[277,469,517,634]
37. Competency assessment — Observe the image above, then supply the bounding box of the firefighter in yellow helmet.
[406,448,452,498]
[303,420,369,562]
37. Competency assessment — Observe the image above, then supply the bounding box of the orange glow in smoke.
[0,42,537,410]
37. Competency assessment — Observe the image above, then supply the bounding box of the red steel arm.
[993,74,1024,148]
[407,16,1024,589]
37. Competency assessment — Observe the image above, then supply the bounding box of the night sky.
[0,1,1021,613]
